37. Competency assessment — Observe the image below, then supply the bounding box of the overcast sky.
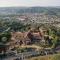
[0,0,60,7]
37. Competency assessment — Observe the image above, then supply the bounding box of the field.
[28,54,60,60]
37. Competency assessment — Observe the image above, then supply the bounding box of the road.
[20,45,43,50]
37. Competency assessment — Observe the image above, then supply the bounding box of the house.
[10,29,42,46]
[27,28,43,43]
[10,28,52,49]
[11,32,31,47]
[11,32,24,45]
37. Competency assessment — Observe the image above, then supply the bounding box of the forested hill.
[0,7,60,15]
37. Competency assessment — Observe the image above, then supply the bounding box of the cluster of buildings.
[9,28,52,50]
[0,27,53,54]
[15,14,60,24]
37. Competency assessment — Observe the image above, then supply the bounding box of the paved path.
[20,45,43,50]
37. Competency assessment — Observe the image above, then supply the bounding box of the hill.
[0,7,60,15]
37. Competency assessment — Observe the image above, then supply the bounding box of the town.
[0,7,60,60]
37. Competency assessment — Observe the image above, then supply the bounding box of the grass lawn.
[28,54,60,60]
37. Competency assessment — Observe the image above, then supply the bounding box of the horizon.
[0,6,60,8]
[0,0,60,7]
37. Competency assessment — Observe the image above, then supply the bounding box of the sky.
[0,0,60,7]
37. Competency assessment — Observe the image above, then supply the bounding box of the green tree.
[0,32,11,55]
